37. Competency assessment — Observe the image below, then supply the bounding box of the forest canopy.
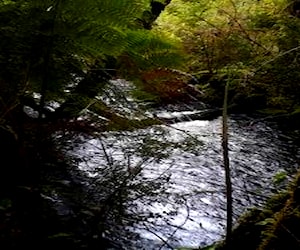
[154,0,300,110]
[2,0,300,129]
[0,0,183,130]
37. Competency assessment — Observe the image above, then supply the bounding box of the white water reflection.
[68,115,299,249]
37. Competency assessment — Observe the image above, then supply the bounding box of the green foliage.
[48,232,73,239]
[119,29,184,76]
[256,217,276,226]
[0,0,184,126]
[0,198,12,211]
[273,170,288,185]
[154,0,300,111]
[216,171,300,250]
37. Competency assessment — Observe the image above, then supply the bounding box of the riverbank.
[205,168,300,250]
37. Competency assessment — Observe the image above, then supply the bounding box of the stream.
[64,111,299,249]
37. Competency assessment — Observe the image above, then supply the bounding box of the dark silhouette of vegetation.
[1,0,300,249]
[214,171,300,250]
[0,0,182,248]
[139,0,172,29]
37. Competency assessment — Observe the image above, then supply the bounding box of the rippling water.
[68,114,299,249]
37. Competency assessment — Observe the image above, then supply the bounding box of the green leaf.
[48,233,73,239]
[256,218,276,226]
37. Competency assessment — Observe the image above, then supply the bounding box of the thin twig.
[98,135,113,166]
[141,223,174,250]
[159,195,190,250]
[280,223,300,246]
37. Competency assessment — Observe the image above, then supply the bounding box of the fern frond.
[122,29,185,70]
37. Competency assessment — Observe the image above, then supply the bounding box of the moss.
[216,170,300,250]
[264,191,290,213]
[200,245,218,250]
[291,106,300,115]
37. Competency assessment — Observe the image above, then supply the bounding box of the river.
[63,110,299,249]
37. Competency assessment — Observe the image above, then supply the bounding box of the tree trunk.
[222,81,232,246]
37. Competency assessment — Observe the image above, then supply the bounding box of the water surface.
[68,114,299,249]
